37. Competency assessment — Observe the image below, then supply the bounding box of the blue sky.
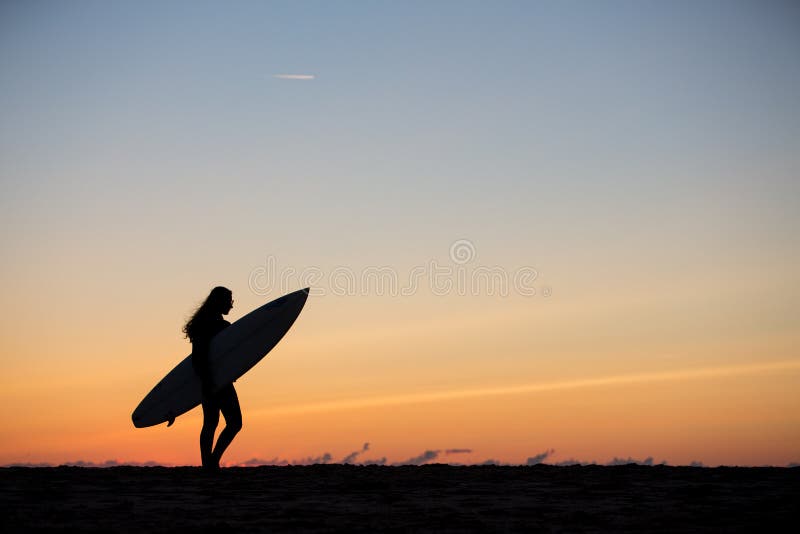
[2,0,798,314]
[2,0,798,335]
[3,2,798,256]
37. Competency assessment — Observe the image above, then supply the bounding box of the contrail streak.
[253,360,800,417]
[274,74,315,80]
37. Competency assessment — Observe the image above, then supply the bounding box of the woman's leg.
[211,384,243,466]
[200,395,220,469]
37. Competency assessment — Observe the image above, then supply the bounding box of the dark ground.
[1,464,797,532]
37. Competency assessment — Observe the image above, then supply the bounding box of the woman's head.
[182,286,234,341]
[206,286,234,315]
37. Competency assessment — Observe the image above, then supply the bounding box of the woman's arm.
[191,319,230,394]
[192,338,215,393]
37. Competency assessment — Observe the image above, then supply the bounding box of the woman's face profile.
[222,295,234,315]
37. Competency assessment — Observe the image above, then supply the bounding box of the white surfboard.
[132,288,309,428]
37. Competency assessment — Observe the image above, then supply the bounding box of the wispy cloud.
[251,360,800,417]
[393,449,440,466]
[552,458,590,466]
[3,459,165,468]
[527,449,555,465]
[606,456,657,466]
[341,442,370,464]
[274,74,315,80]
[8,451,795,468]
[239,457,286,467]
[236,452,332,467]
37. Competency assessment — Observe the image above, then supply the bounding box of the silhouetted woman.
[183,286,242,470]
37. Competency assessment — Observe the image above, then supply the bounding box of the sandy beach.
[1,464,797,532]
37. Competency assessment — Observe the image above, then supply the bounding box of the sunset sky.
[1,1,798,467]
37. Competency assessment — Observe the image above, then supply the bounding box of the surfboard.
[132,288,309,428]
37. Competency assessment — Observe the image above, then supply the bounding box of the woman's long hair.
[183,286,232,342]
